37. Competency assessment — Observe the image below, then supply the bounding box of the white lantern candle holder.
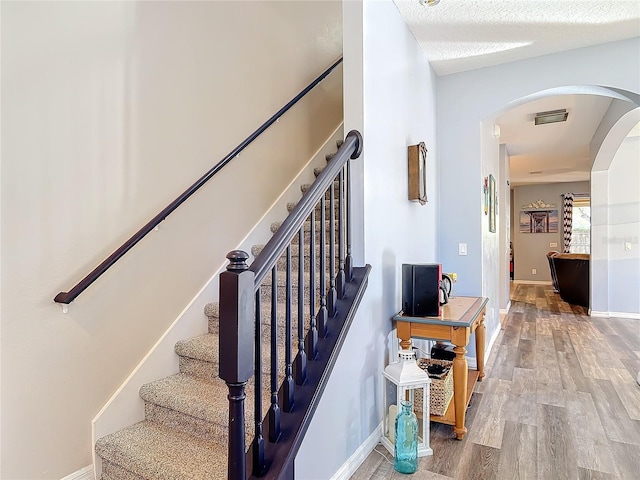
[381,348,433,457]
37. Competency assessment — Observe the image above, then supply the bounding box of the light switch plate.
[459,243,467,256]
[625,242,632,251]
[550,242,558,248]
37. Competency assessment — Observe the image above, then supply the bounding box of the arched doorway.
[483,86,639,317]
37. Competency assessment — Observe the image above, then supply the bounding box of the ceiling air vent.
[534,109,568,125]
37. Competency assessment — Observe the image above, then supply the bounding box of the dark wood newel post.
[219,250,254,480]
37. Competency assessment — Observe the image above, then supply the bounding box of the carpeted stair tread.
[139,373,235,424]
[101,458,145,480]
[139,373,274,445]
[286,200,337,215]
[259,271,331,306]
[261,267,332,288]
[270,219,341,236]
[252,242,340,258]
[174,334,221,381]
[175,334,218,362]
[300,181,341,195]
[95,421,227,480]
[206,295,322,325]
[251,244,342,272]
[175,329,295,380]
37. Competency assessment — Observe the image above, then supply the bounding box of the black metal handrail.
[53,57,344,304]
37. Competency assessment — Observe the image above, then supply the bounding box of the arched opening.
[483,86,639,316]
[591,110,640,316]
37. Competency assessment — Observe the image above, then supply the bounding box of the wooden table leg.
[452,344,468,440]
[475,308,487,381]
[396,321,412,351]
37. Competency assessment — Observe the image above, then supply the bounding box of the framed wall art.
[489,174,496,233]
[519,209,559,233]
[483,177,489,215]
[519,199,558,233]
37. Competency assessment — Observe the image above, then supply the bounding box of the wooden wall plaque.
[408,142,427,205]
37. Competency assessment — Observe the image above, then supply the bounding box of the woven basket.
[415,358,454,416]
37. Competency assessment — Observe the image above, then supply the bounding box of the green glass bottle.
[394,400,418,474]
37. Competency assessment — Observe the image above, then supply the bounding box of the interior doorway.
[484,86,639,316]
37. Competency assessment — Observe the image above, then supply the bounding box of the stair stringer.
[90,124,344,478]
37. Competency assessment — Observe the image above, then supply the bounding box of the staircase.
[95,132,369,479]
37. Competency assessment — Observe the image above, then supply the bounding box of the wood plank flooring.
[349,284,640,480]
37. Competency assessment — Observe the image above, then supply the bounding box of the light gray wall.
[480,121,501,350]
[437,38,640,361]
[303,29,640,480]
[0,1,343,477]
[297,1,439,477]
[590,99,636,166]
[499,145,511,309]
[591,108,640,314]
[588,100,632,311]
[603,132,640,314]
[513,182,589,282]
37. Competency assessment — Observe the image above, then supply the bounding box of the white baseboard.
[61,465,94,480]
[590,310,640,320]
[499,302,510,326]
[608,311,640,319]
[499,301,511,315]
[330,422,382,480]
[486,323,501,362]
[512,280,552,285]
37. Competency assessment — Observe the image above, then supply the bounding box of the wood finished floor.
[350,284,640,480]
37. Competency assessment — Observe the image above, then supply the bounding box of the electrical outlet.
[625,243,632,251]
[532,268,537,275]
[550,242,558,248]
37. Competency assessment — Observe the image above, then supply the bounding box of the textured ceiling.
[393,0,640,75]
[497,95,613,186]
[393,0,640,186]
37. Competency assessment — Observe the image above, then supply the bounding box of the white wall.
[591,109,640,317]
[0,1,343,478]
[438,38,640,359]
[296,1,439,478]
[590,99,636,167]
[480,121,501,355]
[498,144,511,310]
[605,131,640,315]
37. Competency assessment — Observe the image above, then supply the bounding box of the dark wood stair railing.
[219,130,371,480]
[53,57,344,305]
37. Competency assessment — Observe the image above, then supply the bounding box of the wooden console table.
[393,296,488,440]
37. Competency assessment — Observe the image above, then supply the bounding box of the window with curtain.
[569,196,590,253]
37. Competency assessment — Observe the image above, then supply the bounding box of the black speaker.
[402,263,442,317]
